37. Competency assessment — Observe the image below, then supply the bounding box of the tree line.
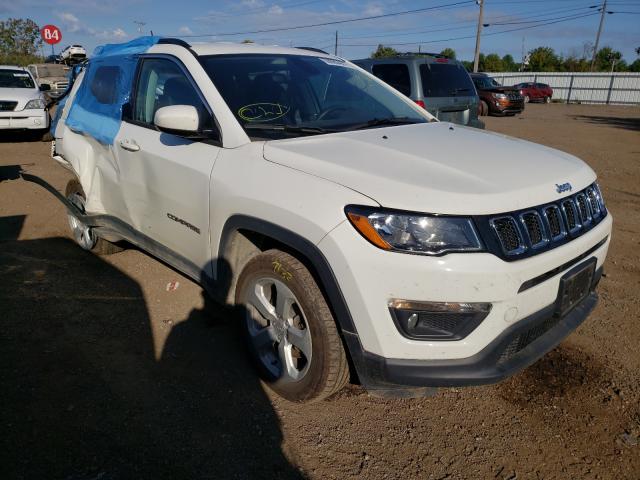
[0,18,43,65]
[371,45,640,73]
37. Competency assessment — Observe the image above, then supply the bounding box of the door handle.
[119,139,140,152]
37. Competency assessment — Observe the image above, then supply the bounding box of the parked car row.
[355,53,553,123]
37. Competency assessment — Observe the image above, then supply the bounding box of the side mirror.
[39,84,51,91]
[154,105,199,135]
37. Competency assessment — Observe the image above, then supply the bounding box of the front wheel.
[524,95,530,103]
[65,180,123,255]
[236,250,350,402]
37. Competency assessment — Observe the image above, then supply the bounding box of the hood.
[263,123,596,215]
[0,87,43,110]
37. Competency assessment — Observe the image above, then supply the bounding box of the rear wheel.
[65,180,122,255]
[236,249,350,402]
[544,96,551,104]
[524,95,530,103]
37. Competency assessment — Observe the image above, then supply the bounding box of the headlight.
[345,206,483,255]
[24,98,45,110]
[492,93,507,100]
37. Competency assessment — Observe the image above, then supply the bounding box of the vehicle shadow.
[0,131,48,143]
[572,115,640,132]
[0,234,304,479]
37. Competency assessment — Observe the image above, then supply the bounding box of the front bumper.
[346,285,599,389]
[0,109,49,130]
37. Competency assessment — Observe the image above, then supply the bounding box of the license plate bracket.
[556,258,596,317]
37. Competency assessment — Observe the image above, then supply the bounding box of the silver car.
[353,53,483,129]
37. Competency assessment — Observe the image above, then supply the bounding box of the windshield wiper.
[344,117,425,131]
[243,123,335,135]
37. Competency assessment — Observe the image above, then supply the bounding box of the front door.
[114,56,220,272]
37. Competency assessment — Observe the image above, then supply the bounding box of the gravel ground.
[1,103,639,479]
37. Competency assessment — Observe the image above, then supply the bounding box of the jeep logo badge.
[556,182,572,194]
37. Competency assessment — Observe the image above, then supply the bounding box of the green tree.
[0,18,42,56]
[371,44,398,58]
[594,46,623,71]
[501,54,516,72]
[562,55,590,72]
[440,48,456,59]
[629,59,640,72]
[0,18,43,65]
[527,47,560,71]
[483,53,504,72]
[241,39,254,44]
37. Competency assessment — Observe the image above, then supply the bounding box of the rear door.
[114,55,221,271]
[418,61,478,126]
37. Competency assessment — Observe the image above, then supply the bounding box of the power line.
[177,0,476,38]
[330,4,596,41]
[340,11,600,47]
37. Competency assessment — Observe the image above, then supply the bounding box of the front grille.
[520,211,546,247]
[0,101,18,111]
[507,93,521,101]
[576,193,591,226]
[543,205,565,240]
[491,217,523,254]
[488,182,606,260]
[586,187,601,218]
[562,199,579,232]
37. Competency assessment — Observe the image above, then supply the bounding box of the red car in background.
[514,82,553,103]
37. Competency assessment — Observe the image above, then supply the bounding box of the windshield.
[201,54,427,139]
[419,62,475,98]
[37,64,69,78]
[0,70,35,88]
[473,76,501,89]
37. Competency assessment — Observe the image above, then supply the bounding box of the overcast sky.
[4,0,639,62]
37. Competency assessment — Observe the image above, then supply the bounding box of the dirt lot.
[1,104,639,479]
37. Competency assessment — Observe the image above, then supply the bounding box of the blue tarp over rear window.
[63,36,160,145]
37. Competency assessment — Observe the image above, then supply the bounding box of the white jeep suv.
[50,38,612,402]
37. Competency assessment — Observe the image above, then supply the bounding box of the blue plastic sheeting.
[63,36,159,145]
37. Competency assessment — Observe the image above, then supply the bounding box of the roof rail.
[396,51,449,58]
[295,46,329,55]
[158,38,192,48]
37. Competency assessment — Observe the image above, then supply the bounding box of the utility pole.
[473,0,484,72]
[590,0,607,71]
[134,20,146,35]
[334,30,338,56]
[520,36,525,71]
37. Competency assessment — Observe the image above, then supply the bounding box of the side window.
[371,64,411,97]
[91,66,120,104]
[132,58,216,134]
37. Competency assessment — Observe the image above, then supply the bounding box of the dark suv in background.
[353,53,484,129]
[471,73,524,117]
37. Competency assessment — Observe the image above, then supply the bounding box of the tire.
[236,249,350,402]
[479,100,489,117]
[65,179,123,255]
[524,95,530,103]
[544,96,551,104]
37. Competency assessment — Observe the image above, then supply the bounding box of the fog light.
[389,300,491,341]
